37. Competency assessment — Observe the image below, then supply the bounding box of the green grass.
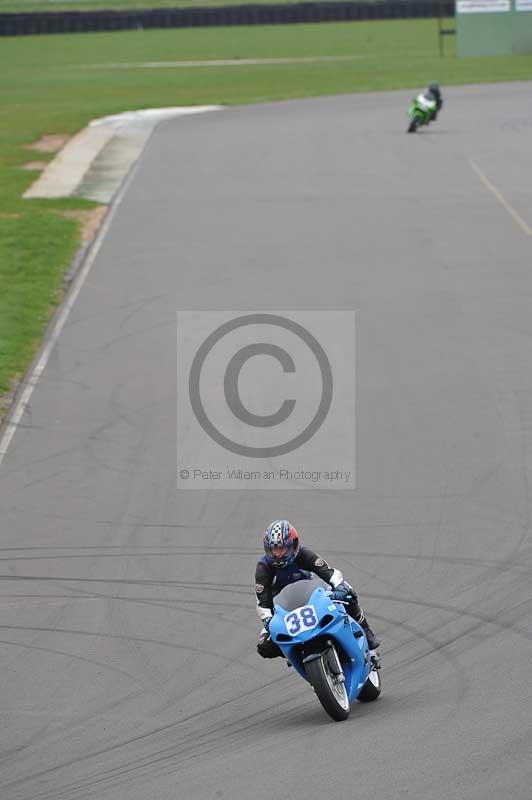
[1,20,532,415]
[0,211,80,404]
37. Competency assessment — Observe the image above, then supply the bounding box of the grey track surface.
[1,82,532,800]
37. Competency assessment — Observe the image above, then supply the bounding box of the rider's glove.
[262,616,273,632]
[330,581,353,601]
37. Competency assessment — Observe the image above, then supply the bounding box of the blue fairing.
[269,579,372,702]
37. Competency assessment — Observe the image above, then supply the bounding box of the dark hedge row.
[0,0,454,36]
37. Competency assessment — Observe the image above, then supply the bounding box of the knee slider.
[257,635,280,659]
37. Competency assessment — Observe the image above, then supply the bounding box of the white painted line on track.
[83,55,365,69]
[469,158,532,237]
[0,161,139,467]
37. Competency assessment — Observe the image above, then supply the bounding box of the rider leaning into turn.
[255,520,381,658]
[424,81,443,120]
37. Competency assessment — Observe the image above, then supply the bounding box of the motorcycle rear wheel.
[305,652,350,721]
[358,666,381,702]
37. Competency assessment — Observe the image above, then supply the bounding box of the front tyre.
[358,666,381,702]
[305,654,350,721]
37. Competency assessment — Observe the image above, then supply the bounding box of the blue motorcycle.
[269,578,381,721]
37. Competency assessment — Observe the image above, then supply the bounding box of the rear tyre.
[305,652,350,721]
[358,666,381,703]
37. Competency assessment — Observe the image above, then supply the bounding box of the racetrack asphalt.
[1,82,532,800]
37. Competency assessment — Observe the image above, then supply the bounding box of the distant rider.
[255,520,381,659]
[423,81,443,121]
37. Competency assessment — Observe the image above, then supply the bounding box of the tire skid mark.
[368,587,532,674]
[364,589,532,645]
[0,591,250,612]
[362,606,472,711]
[0,546,531,577]
[8,592,468,798]
[0,721,54,768]
[0,601,264,682]
[381,610,502,685]
[0,638,144,687]
[0,673,293,797]
[371,608,469,672]
[0,575,251,595]
[1,685,149,776]
[0,623,251,664]
[54,580,235,620]
[86,703,310,800]
[3,584,530,798]
[46,581,256,651]
[4,684,311,800]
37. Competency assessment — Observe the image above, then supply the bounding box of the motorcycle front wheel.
[305,652,350,721]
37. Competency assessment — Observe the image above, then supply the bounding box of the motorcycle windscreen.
[274,577,328,612]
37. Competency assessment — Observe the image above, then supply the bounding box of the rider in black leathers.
[426,82,443,120]
[255,520,381,658]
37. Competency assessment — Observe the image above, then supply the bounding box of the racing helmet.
[428,81,440,95]
[263,520,300,567]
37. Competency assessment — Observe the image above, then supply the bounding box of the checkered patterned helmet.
[263,520,300,567]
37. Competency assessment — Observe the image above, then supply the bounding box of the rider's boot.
[362,623,381,652]
[354,608,381,651]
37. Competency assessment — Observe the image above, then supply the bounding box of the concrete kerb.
[23,105,222,202]
[0,105,222,455]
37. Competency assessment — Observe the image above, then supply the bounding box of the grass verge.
[1,20,532,418]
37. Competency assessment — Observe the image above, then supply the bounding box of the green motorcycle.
[407,92,437,133]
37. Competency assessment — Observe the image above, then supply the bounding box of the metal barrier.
[0,1,455,36]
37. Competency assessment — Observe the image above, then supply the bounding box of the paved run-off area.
[0,84,532,799]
